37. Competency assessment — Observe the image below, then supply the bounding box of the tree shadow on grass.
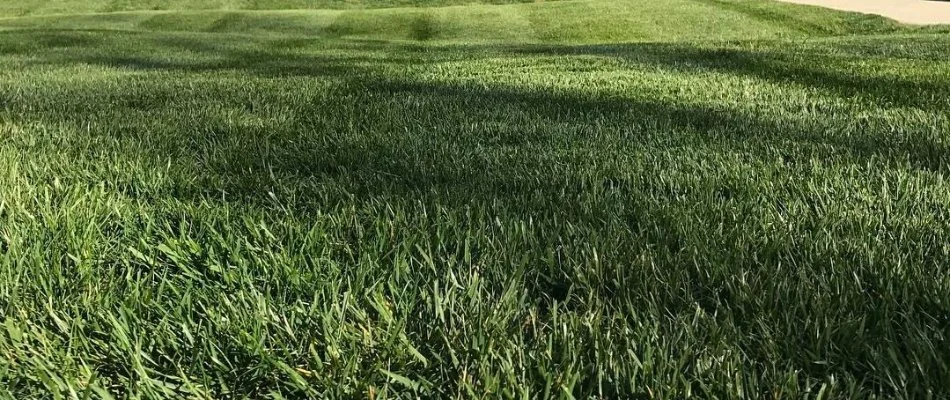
[7,29,948,111]
[0,29,947,209]
[514,41,950,112]
[1,29,949,396]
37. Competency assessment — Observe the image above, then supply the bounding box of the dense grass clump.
[0,0,948,398]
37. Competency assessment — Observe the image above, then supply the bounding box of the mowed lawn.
[0,0,949,398]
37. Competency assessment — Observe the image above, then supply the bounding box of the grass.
[0,0,557,17]
[0,0,948,398]
[0,0,904,43]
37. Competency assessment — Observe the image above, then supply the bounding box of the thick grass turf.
[0,0,949,398]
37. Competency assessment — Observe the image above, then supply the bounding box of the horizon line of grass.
[0,0,906,44]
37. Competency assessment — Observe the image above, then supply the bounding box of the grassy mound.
[0,0,556,17]
[0,0,948,398]
[1,0,901,43]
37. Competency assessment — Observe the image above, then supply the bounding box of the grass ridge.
[0,0,905,43]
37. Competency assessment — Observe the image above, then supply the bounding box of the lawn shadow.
[9,29,948,111]
[2,29,949,394]
[0,28,947,211]
[513,41,950,112]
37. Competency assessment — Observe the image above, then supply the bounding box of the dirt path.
[778,0,950,24]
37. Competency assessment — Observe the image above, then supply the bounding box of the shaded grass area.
[0,26,948,398]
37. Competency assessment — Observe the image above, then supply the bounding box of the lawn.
[0,0,948,398]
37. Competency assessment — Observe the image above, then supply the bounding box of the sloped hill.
[1,0,554,17]
[0,0,901,43]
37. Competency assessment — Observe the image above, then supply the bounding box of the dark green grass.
[0,0,949,398]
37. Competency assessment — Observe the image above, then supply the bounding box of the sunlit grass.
[0,0,948,398]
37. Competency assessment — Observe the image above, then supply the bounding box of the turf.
[0,0,948,398]
[0,0,558,17]
[0,0,903,43]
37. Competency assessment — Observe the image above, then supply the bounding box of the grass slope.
[0,0,948,398]
[0,0,554,17]
[0,0,901,43]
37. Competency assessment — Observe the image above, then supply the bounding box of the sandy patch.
[778,0,950,24]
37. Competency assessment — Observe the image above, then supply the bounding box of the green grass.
[0,0,559,17]
[0,0,949,398]
[0,0,903,43]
